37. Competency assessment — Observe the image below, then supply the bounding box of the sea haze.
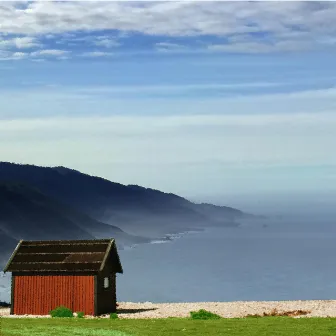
[1,194,335,304]
[116,203,336,303]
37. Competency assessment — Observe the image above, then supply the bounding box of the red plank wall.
[13,275,95,315]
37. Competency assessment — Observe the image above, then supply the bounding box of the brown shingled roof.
[3,238,123,274]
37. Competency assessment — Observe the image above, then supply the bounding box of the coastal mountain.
[0,182,150,267]
[0,162,251,290]
[0,162,246,237]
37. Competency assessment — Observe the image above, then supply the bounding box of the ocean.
[1,208,335,304]
[117,212,336,303]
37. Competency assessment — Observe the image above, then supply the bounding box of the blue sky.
[1,1,336,206]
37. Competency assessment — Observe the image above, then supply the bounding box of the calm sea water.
[1,208,335,304]
[117,213,336,303]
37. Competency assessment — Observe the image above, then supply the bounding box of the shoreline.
[1,300,336,319]
[121,228,206,250]
[122,219,243,251]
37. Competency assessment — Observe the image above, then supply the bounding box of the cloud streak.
[1,84,336,119]
[0,36,40,49]
[30,49,69,56]
[0,1,335,59]
[0,111,335,196]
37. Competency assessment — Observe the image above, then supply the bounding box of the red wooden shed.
[3,238,123,316]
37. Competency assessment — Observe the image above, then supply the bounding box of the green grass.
[1,317,336,336]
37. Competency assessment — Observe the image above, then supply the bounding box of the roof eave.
[3,240,23,273]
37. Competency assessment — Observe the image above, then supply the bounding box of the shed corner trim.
[99,238,114,272]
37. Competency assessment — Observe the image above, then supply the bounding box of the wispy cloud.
[0,48,71,60]
[73,82,283,95]
[1,84,335,119]
[80,51,114,58]
[155,42,189,53]
[0,50,28,61]
[0,1,335,57]
[11,51,27,59]
[208,40,312,54]
[0,36,40,49]
[93,37,120,48]
[31,49,69,56]
[0,111,335,195]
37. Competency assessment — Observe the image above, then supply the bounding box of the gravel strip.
[1,300,335,319]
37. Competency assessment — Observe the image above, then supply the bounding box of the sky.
[0,1,336,207]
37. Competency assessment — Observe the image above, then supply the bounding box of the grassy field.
[1,317,336,336]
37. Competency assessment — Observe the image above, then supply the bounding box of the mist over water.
[117,193,336,303]
[1,193,335,304]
